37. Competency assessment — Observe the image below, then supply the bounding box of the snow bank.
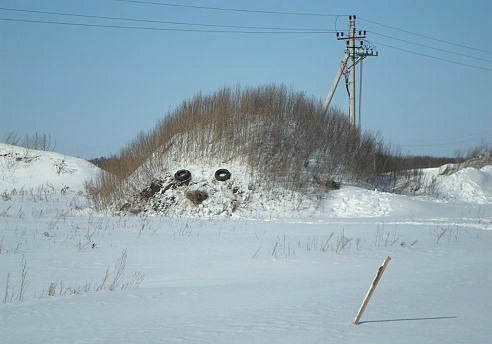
[319,186,392,217]
[0,143,101,193]
[420,165,492,204]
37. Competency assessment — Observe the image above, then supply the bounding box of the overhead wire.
[111,0,348,17]
[1,4,490,70]
[112,0,491,57]
[369,40,492,71]
[401,137,489,148]
[359,17,492,55]
[369,30,492,63]
[396,131,491,150]
[0,6,336,32]
[400,131,492,145]
[0,17,334,34]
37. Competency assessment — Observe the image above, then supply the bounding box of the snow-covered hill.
[0,143,101,193]
[114,152,492,219]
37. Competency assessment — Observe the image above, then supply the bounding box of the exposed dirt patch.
[185,190,209,205]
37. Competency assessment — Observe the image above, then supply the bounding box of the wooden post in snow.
[354,256,391,325]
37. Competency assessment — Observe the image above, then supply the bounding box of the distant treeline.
[387,155,464,170]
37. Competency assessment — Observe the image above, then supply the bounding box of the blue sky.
[1,0,491,159]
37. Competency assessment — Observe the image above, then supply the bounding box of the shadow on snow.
[359,316,457,325]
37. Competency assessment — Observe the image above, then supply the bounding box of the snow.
[0,143,100,193]
[411,164,492,204]
[1,145,492,343]
[112,133,492,219]
[434,165,492,203]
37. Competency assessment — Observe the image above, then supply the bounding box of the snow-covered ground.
[0,143,100,193]
[1,145,491,343]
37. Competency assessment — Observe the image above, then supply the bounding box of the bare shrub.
[42,249,143,299]
[2,257,29,304]
[18,256,28,302]
[435,227,449,244]
[3,273,10,304]
[336,229,352,254]
[4,132,56,151]
[47,281,57,297]
[88,85,401,210]
[109,249,127,291]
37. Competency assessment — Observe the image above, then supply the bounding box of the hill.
[86,85,491,217]
[88,85,396,213]
[0,143,101,193]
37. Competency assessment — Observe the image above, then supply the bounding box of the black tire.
[174,169,191,182]
[215,168,231,181]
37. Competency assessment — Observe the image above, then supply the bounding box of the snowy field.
[1,144,491,343]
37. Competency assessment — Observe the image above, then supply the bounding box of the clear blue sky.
[1,0,491,159]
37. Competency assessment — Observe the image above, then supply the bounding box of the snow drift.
[414,164,492,204]
[0,143,101,193]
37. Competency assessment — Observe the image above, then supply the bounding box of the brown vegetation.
[87,85,418,209]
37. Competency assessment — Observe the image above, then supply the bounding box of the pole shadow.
[359,316,457,325]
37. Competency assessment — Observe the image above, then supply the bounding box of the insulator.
[364,30,366,35]
[359,31,361,35]
[354,15,357,19]
[341,32,344,37]
[349,15,352,20]
[337,32,339,37]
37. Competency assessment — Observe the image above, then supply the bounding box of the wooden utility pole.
[323,52,349,112]
[354,256,391,325]
[322,15,378,130]
[348,16,356,127]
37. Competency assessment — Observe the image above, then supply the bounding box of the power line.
[112,1,491,56]
[2,6,490,71]
[0,17,335,34]
[400,131,492,146]
[0,6,336,32]
[112,1,491,58]
[112,0,348,17]
[370,30,492,63]
[401,137,489,148]
[359,17,492,55]
[371,40,492,72]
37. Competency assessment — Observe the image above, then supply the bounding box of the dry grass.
[88,85,399,210]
